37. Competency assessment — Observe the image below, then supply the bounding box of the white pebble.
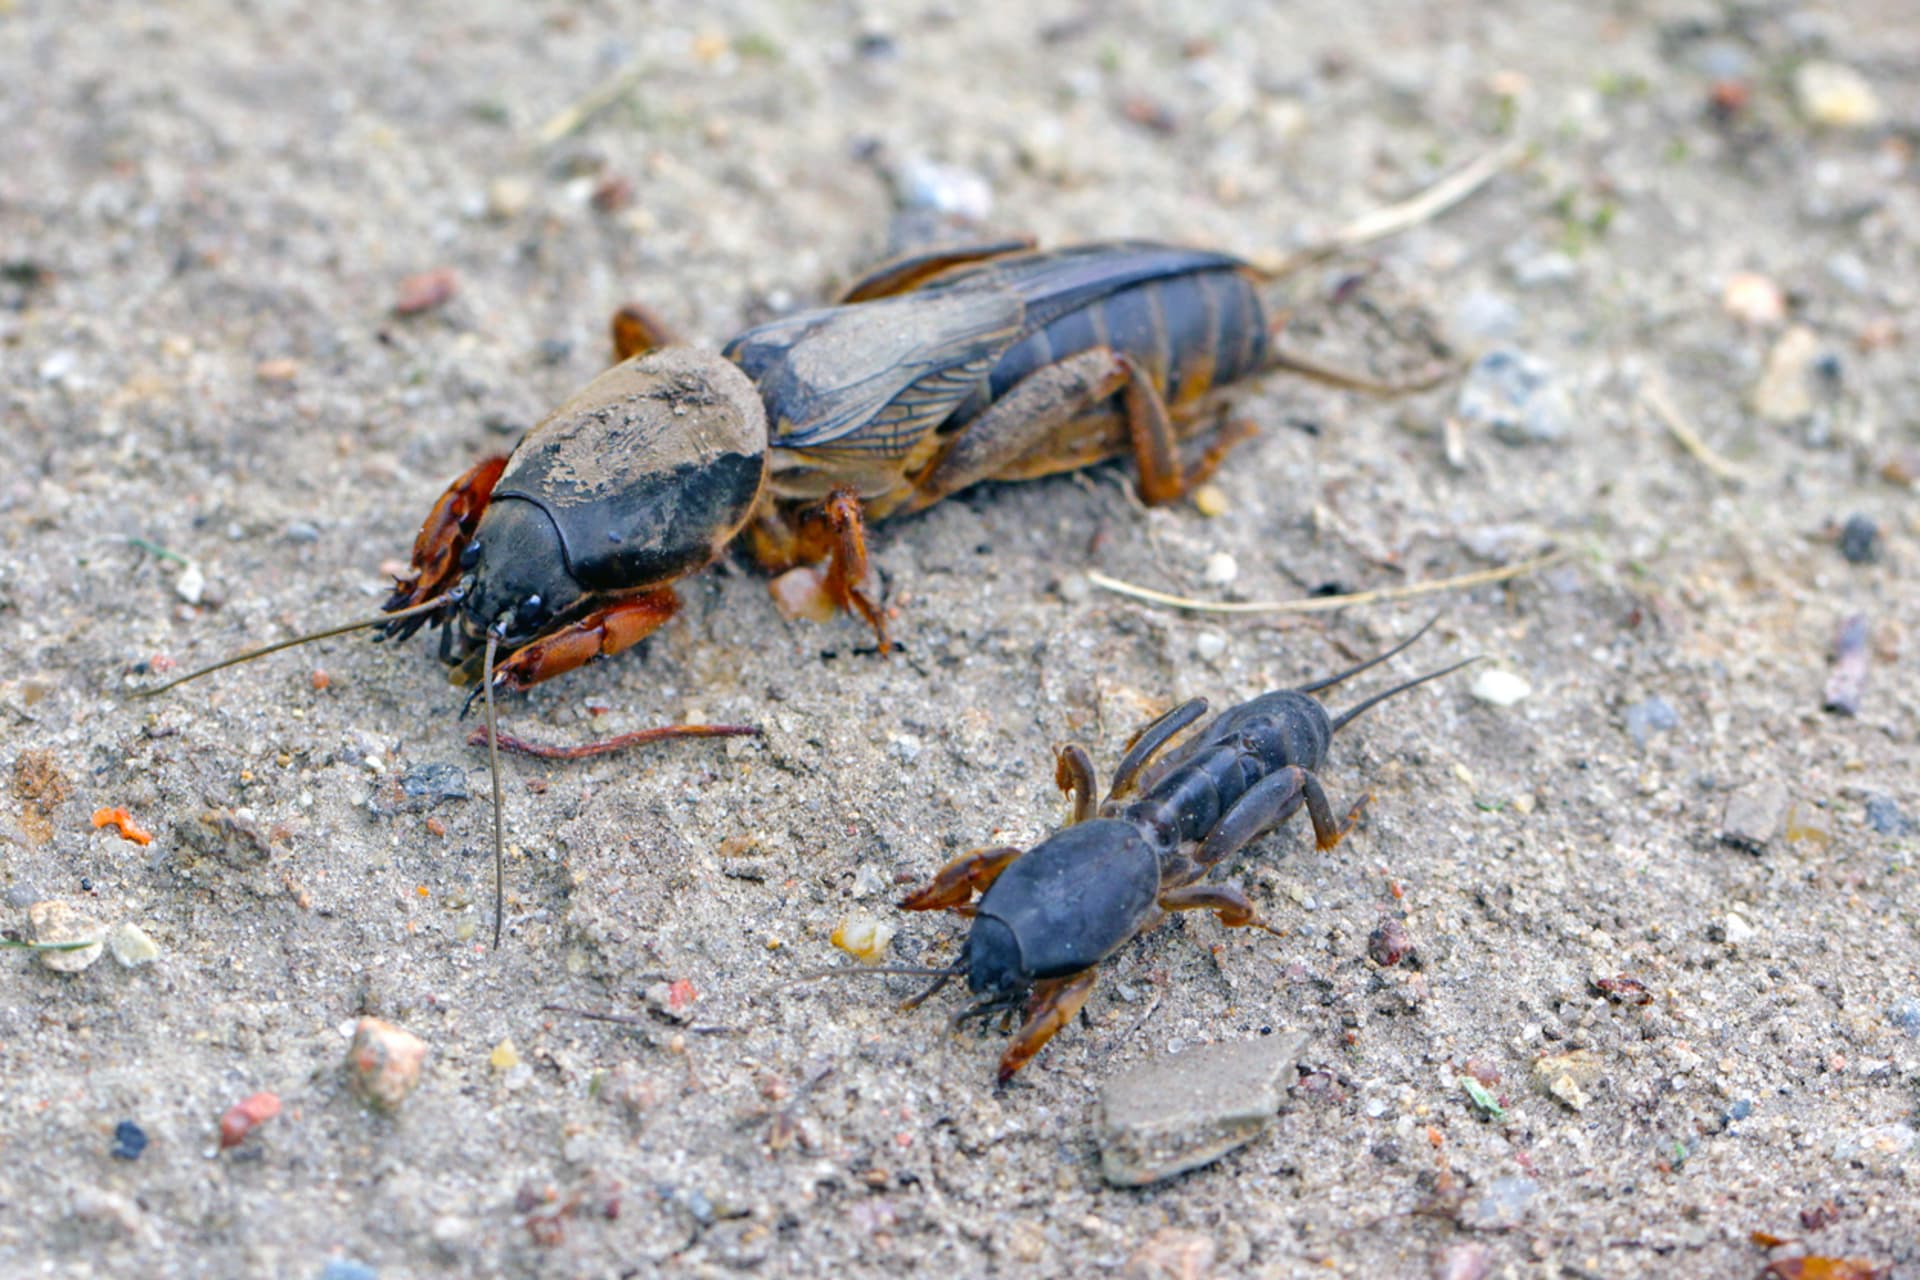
[1723,912,1756,946]
[1202,552,1238,586]
[108,922,161,967]
[1194,631,1227,662]
[174,562,204,605]
[1470,668,1531,707]
[1794,61,1882,129]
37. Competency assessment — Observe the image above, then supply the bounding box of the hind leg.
[1195,766,1368,869]
[1157,882,1285,937]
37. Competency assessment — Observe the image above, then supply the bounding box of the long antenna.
[1294,615,1439,694]
[1330,657,1481,734]
[132,593,456,697]
[482,629,505,949]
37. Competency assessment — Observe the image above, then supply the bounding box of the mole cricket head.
[445,498,591,672]
[962,915,1030,999]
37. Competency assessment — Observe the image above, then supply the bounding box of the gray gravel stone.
[1623,696,1677,749]
[1720,784,1784,854]
[1865,795,1913,837]
[1460,1176,1538,1230]
[1097,1030,1310,1186]
[1455,350,1577,445]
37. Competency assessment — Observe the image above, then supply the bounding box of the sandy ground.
[4,1,1918,1276]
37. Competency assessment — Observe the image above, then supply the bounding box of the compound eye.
[459,543,482,570]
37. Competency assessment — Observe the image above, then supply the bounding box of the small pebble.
[283,521,321,544]
[1887,999,1920,1038]
[1825,252,1871,296]
[1201,551,1237,586]
[110,1120,148,1161]
[38,348,78,384]
[1722,911,1756,946]
[1098,1031,1310,1186]
[346,1017,428,1112]
[830,912,895,962]
[218,1091,281,1149]
[1622,696,1677,749]
[1721,272,1786,327]
[319,1260,379,1280]
[486,176,534,220]
[108,922,161,967]
[893,158,993,222]
[1055,572,1092,604]
[1468,668,1530,707]
[1749,325,1821,422]
[394,268,459,316]
[1532,1049,1600,1113]
[28,900,107,972]
[1460,1177,1537,1230]
[1437,1241,1493,1280]
[1367,916,1414,968]
[1794,61,1882,129]
[1455,350,1576,445]
[1720,783,1783,853]
[1190,484,1229,517]
[489,1037,521,1072]
[1864,795,1914,837]
[1193,630,1227,662]
[174,562,206,605]
[1823,613,1870,716]
[1837,514,1880,564]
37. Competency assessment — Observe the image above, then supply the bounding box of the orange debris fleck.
[91,807,153,846]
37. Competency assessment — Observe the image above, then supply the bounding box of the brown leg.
[1054,745,1098,825]
[383,455,509,624]
[1106,698,1210,801]
[478,589,679,695]
[903,348,1131,513]
[1117,354,1193,505]
[997,969,1099,1085]
[1194,765,1369,869]
[609,303,681,362]
[818,488,888,651]
[1157,882,1285,938]
[837,238,1036,303]
[898,846,1023,914]
[1180,413,1261,492]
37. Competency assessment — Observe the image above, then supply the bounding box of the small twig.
[1641,382,1750,485]
[533,63,644,146]
[469,723,761,760]
[1086,550,1567,616]
[1255,142,1524,278]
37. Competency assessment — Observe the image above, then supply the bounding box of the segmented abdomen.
[945,263,1268,434]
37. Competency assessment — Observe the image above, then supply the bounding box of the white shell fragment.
[1469,668,1532,707]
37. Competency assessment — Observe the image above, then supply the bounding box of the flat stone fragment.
[28,900,107,972]
[1097,1030,1310,1187]
[1720,783,1784,854]
[107,922,161,967]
